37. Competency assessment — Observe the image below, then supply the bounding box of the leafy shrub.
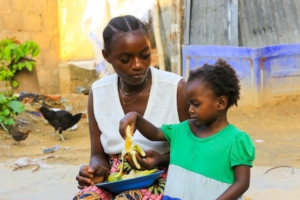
[0,37,40,95]
[0,37,39,129]
[0,94,24,129]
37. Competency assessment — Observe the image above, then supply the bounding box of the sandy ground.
[0,94,300,199]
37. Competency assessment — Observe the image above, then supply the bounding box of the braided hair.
[103,15,150,53]
[187,59,241,108]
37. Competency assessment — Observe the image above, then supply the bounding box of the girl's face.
[103,29,151,85]
[184,80,221,126]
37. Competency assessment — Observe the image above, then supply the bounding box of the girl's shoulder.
[230,125,256,167]
[225,125,253,143]
[230,124,252,137]
[92,73,117,88]
[160,121,189,137]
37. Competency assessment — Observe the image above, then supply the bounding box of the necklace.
[119,77,149,106]
[121,77,148,96]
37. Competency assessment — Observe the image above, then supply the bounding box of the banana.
[133,169,158,177]
[116,125,146,178]
[121,174,137,180]
[121,169,158,180]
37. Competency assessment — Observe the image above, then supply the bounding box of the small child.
[119,59,256,200]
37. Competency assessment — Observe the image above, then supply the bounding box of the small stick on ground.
[0,122,8,131]
[264,165,294,175]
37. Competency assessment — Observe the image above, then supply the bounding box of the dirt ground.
[1,93,300,168]
[0,94,91,166]
[0,93,300,199]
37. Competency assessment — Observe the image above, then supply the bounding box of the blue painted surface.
[182,44,300,107]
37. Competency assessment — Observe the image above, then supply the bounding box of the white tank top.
[92,67,183,154]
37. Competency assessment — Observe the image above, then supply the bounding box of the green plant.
[0,93,24,130]
[0,37,40,95]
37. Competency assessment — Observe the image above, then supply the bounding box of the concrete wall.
[0,0,94,94]
[0,0,173,94]
[57,0,94,61]
[57,0,95,94]
[0,0,60,94]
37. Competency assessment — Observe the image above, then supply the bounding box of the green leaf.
[10,95,17,100]
[12,63,18,70]
[4,45,12,61]
[8,100,24,113]
[21,43,30,55]
[25,62,32,71]
[2,108,10,116]
[32,46,40,57]
[30,60,36,67]
[4,118,15,126]
[14,47,24,61]
[18,62,25,70]
[0,94,6,103]
[7,70,14,77]
[0,70,7,77]
[12,80,18,88]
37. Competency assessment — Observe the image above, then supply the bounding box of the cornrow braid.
[188,58,241,108]
[103,15,150,53]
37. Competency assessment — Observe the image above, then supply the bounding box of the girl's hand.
[76,164,109,189]
[119,112,140,138]
[125,150,167,170]
[76,165,93,189]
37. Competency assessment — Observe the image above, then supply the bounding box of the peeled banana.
[116,125,146,178]
[121,169,158,180]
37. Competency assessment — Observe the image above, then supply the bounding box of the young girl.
[120,59,256,200]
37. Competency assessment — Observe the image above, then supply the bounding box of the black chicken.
[8,125,32,144]
[39,106,82,142]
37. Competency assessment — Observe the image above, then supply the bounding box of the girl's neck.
[119,71,151,94]
[190,115,229,138]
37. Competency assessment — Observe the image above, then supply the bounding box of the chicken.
[39,106,82,142]
[8,125,32,144]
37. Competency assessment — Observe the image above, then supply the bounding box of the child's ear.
[102,49,111,63]
[217,96,228,110]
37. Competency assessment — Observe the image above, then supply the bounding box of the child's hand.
[119,111,140,139]
[76,164,109,189]
[125,150,164,170]
[137,150,167,169]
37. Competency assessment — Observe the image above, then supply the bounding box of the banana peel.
[116,125,146,178]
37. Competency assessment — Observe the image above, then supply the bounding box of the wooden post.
[171,0,183,75]
[154,0,166,71]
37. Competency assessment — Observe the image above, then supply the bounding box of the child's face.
[184,80,220,126]
[104,29,151,85]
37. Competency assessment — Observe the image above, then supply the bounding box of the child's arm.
[216,165,250,200]
[119,111,166,141]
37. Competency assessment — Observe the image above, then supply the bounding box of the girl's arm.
[131,79,188,169]
[88,90,110,169]
[119,111,166,141]
[76,90,110,188]
[216,165,250,200]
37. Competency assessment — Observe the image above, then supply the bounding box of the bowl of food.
[96,170,163,194]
